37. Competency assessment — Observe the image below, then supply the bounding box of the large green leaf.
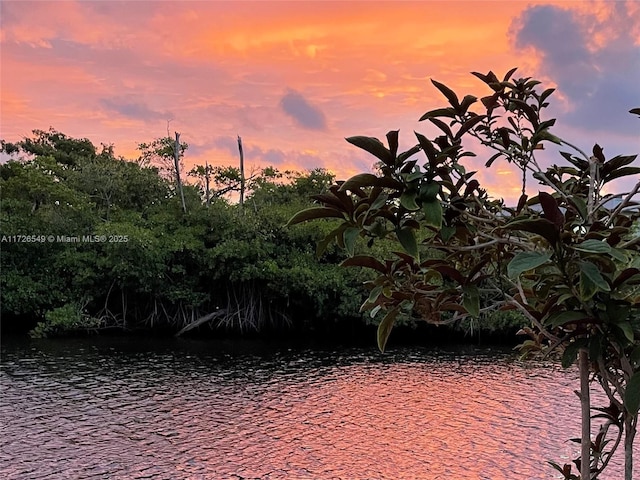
[462,284,480,318]
[507,251,552,278]
[562,340,588,368]
[422,199,442,229]
[616,322,635,343]
[573,239,611,254]
[579,261,611,299]
[287,207,344,226]
[624,371,640,415]
[343,227,360,256]
[397,227,418,258]
[546,311,591,328]
[567,196,587,221]
[400,191,420,211]
[377,307,400,353]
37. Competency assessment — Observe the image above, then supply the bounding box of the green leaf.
[573,239,611,254]
[415,131,439,168]
[287,207,344,226]
[609,248,628,263]
[343,227,360,256]
[603,166,640,183]
[567,196,587,221]
[440,225,456,243]
[420,182,440,202]
[624,371,640,415]
[366,285,383,305]
[534,129,562,145]
[562,340,588,368]
[422,199,443,230]
[370,192,388,211]
[630,347,640,367]
[377,307,400,353]
[400,191,420,211]
[397,227,418,258]
[546,311,590,328]
[507,251,552,278]
[315,225,345,257]
[616,322,635,343]
[338,173,378,190]
[346,136,391,164]
[462,284,480,318]
[580,261,611,296]
[589,337,603,362]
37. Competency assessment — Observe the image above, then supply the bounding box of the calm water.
[0,338,635,480]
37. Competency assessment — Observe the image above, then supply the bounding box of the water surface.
[0,338,635,479]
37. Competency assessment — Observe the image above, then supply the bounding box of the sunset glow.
[1,0,638,203]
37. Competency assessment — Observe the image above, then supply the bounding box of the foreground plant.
[289,69,640,479]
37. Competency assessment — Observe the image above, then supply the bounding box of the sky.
[1,0,639,203]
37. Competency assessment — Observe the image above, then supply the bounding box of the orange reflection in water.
[194,357,629,480]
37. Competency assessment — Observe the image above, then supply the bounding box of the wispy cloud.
[100,97,173,123]
[279,89,327,130]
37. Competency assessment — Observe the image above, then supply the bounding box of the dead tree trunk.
[237,135,245,210]
[174,132,187,214]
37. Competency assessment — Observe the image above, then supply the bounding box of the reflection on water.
[0,338,634,479]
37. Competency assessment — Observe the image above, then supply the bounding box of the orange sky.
[1,1,639,203]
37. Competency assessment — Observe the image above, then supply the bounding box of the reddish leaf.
[516,194,528,214]
[539,191,564,229]
[311,193,348,211]
[432,265,465,284]
[592,144,605,163]
[287,207,344,225]
[613,268,640,288]
[505,218,560,245]
[341,255,387,273]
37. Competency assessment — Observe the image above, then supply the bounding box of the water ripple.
[0,339,634,479]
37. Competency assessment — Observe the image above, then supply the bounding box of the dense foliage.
[290,69,640,479]
[0,129,371,337]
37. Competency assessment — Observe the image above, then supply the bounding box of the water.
[0,337,635,479]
